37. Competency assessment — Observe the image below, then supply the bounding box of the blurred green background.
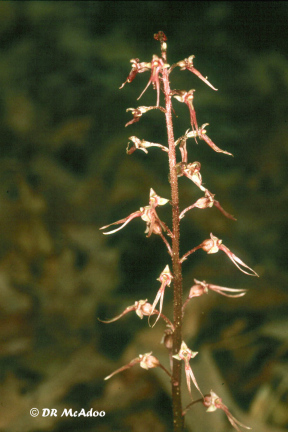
[0,2,287,431]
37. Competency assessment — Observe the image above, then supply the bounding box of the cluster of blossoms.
[100,32,256,431]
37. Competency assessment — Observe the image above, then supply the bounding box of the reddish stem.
[162,52,184,432]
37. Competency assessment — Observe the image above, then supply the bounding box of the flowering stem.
[162,65,184,431]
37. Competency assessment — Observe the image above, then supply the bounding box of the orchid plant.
[100,31,258,432]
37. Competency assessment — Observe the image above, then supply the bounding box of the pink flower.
[175,55,218,91]
[125,105,166,127]
[100,188,168,236]
[119,58,150,89]
[175,161,205,191]
[175,129,192,163]
[98,299,152,323]
[100,189,173,255]
[127,136,168,155]
[190,279,247,298]
[183,279,247,311]
[197,123,233,156]
[173,90,198,134]
[181,233,259,277]
[137,55,168,107]
[104,352,171,381]
[149,265,173,327]
[98,298,174,329]
[203,390,251,432]
[173,341,203,399]
[180,189,236,221]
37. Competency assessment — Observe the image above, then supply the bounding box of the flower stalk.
[100,31,257,432]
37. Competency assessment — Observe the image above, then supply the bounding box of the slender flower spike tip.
[149,265,173,327]
[173,341,203,399]
[154,31,168,61]
[176,55,218,91]
[203,390,251,432]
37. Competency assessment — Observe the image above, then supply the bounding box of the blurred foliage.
[0,1,287,431]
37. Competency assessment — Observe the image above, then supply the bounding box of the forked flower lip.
[173,341,203,399]
[181,233,259,277]
[203,390,251,432]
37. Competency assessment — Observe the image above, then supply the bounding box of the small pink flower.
[197,123,233,156]
[173,341,203,399]
[104,352,171,381]
[175,55,218,91]
[175,161,205,191]
[191,279,247,298]
[175,129,192,163]
[181,233,259,277]
[173,90,198,134]
[119,58,151,89]
[180,189,236,221]
[137,55,168,107]
[100,188,168,236]
[149,265,173,327]
[125,105,166,127]
[125,106,154,127]
[104,352,159,381]
[98,298,174,329]
[98,299,152,324]
[127,136,168,155]
[183,279,247,311]
[203,390,251,432]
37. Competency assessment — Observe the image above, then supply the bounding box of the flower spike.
[203,390,251,432]
[175,55,218,91]
[173,341,203,399]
